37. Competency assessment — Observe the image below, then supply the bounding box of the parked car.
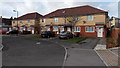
[6,30,18,35]
[41,31,55,38]
[22,31,31,34]
[59,31,74,39]
[0,30,6,34]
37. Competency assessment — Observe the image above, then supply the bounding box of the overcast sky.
[0,0,119,18]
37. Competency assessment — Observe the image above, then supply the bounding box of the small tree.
[63,15,80,32]
[34,19,41,34]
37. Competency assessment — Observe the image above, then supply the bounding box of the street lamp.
[13,10,19,35]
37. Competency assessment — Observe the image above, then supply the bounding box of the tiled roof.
[14,12,43,20]
[2,18,12,25]
[44,5,108,18]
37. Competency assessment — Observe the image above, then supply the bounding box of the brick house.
[109,17,120,28]
[1,17,12,31]
[109,17,120,42]
[40,5,108,37]
[12,12,43,34]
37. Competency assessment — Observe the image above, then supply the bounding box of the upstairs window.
[20,20,22,24]
[42,19,46,23]
[13,21,15,24]
[28,20,30,24]
[87,15,94,21]
[54,18,58,22]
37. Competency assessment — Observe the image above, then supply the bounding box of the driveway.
[2,36,65,66]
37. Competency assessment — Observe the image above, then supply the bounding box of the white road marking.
[94,50,108,66]
[36,42,41,45]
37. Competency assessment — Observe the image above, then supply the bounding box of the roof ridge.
[57,5,90,10]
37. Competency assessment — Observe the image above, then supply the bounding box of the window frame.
[20,27,23,31]
[53,26,58,31]
[87,15,94,21]
[28,20,30,24]
[54,18,58,22]
[74,26,80,32]
[42,19,46,23]
[13,21,15,24]
[85,26,95,32]
[20,20,23,24]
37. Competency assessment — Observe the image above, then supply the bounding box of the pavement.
[64,48,106,66]
[96,49,118,66]
[2,36,65,66]
[94,38,119,67]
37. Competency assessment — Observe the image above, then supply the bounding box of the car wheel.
[67,37,69,39]
[48,36,50,38]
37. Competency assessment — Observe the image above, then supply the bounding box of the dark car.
[22,31,31,34]
[41,31,55,38]
[59,31,74,39]
[6,30,18,35]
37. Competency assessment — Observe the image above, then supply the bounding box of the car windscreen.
[42,31,48,34]
[60,31,67,34]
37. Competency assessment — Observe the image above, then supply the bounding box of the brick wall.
[111,28,120,40]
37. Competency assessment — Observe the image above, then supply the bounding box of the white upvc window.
[20,20,22,24]
[54,18,58,22]
[12,21,15,24]
[28,20,30,24]
[85,27,94,32]
[53,26,58,31]
[27,27,31,31]
[42,19,46,23]
[74,27,80,32]
[87,15,94,21]
[60,26,64,32]
[20,27,23,31]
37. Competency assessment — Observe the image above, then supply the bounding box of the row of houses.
[2,5,120,38]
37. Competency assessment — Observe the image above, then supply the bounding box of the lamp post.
[13,10,19,35]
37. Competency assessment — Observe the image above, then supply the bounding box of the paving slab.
[64,48,106,66]
[96,50,118,66]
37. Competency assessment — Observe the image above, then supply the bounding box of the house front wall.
[12,19,35,27]
[110,17,116,27]
[12,19,36,34]
[40,13,107,37]
[40,13,106,26]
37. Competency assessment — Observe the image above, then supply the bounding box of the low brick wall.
[111,28,120,40]
[107,28,120,48]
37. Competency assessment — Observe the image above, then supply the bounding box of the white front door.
[60,26,64,32]
[32,28,34,34]
[97,28,103,37]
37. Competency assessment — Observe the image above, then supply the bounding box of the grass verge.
[64,37,87,43]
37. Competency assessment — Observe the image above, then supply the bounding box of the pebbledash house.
[40,5,109,38]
